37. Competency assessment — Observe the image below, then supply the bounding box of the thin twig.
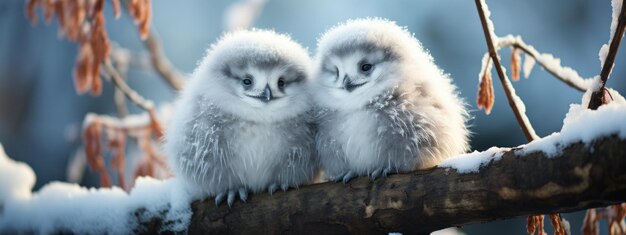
[589,2,626,110]
[120,0,184,91]
[143,30,184,90]
[494,36,592,92]
[114,88,129,117]
[102,60,154,112]
[475,0,539,141]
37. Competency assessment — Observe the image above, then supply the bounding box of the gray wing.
[315,108,351,179]
[274,112,318,189]
[172,99,241,195]
[367,87,438,172]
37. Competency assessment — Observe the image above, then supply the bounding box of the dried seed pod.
[477,57,495,115]
[511,47,521,81]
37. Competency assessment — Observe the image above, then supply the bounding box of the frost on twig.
[589,0,626,110]
[475,0,538,141]
[493,35,594,92]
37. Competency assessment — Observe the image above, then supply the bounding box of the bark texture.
[140,135,626,234]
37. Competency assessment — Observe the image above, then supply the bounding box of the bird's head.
[313,18,432,111]
[191,30,312,123]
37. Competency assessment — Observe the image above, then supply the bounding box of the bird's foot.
[268,183,278,195]
[214,188,248,207]
[238,188,248,203]
[338,171,356,184]
[370,167,393,181]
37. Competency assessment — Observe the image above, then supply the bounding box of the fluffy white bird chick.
[313,18,470,182]
[165,30,317,206]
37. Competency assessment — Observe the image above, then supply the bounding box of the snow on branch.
[475,0,538,141]
[589,0,626,110]
[2,99,626,234]
[491,35,594,92]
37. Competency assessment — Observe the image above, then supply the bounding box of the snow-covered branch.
[2,99,626,234]
[589,0,626,110]
[493,35,594,92]
[475,0,539,141]
[133,134,624,234]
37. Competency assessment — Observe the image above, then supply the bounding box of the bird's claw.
[238,188,248,203]
[215,188,248,207]
[342,171,356,184]
[227,190,236,207]
[268,183,278,195]
[370,168,382,181]
[370,167,393,181]
[214,192,226,206]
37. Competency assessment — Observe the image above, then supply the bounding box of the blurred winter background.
[0,0,623,234]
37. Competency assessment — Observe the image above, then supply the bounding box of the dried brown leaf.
[148,109,164,140]
[26,0,39,25]
[511,47,521,81]
[112,0,121,19]
[108,129,126,190]
[83,120,112,187]
[477,58,494,115]
[128,0,151,40]
[43,0,54,24]
[27,0,113,97]
[74,43,94,94]
[549,213,566,235]
[582,209,600,235]
[527,215,547,235]
[607,204,626,235]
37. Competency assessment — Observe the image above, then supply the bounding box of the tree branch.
[102,60,154,111]
[475,0,538,141]
[494,35,592,92]
[143,30,184,91]
[120,0,185,91]
[589,2,626,110]
[133,135,626,234]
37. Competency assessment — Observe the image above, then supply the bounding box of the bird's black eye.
[277,78,285,88]
[242,79,252,86]
[361,63,373,72]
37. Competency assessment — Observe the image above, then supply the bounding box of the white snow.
[599,0,624,67]
[0,143,196,234]
[431,227,466,235]
[519,89,626,156]
[496,35,594,91]
[479,0,498,44]
[522,53,536,79]
[0,144,35,205]
[440,90,626,173]
[536,53,594,90]
[438,147,509,173]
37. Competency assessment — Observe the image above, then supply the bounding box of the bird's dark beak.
[261,84,272,102]
[343,75,366,92]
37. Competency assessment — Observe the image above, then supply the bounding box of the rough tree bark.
[137,135,626,235]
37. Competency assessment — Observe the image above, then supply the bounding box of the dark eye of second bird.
[242,79,252,85]
[277,78,285,88]
[361,63,373,72]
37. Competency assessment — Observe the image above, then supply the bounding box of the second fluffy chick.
[312,19,470,182]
